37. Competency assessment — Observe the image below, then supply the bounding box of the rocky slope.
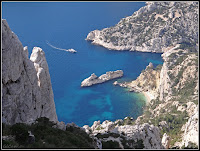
[83,118,164,149]
[81,70,123,87]
[87,46,198,148]
[86,2,198,53]
[113,62,161,102]
[2,19,58,125]
[115,45,198,148]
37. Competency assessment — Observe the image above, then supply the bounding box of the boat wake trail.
[46,40,77,53]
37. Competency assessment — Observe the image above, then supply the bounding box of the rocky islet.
[81,70,123,87]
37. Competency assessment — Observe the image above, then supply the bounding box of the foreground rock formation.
[2,19,58,125]
[81,70,123,87]
[82,117,164,149]
[86,2,198,53]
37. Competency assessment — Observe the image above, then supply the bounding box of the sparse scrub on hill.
[2,117,94,149]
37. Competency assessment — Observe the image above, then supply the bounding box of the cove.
[2,2,163,127]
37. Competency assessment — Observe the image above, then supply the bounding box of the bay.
[2,2,163,126]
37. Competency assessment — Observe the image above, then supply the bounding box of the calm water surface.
[2,2,163,126]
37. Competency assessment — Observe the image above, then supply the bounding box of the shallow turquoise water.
[2,2,163,126]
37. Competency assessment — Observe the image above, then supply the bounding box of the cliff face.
[2,19,58,125]
[128,62,161,101]
[181,106,198,147]
[86,2,198,53]
[126,46,198,148]
[159,45,198,102]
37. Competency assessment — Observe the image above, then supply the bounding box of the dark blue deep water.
[2,2,163,126]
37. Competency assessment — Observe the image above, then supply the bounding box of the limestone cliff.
[181,106,198,148]
[86,2,198,53]
[159,45,198,103]
[2,19,58,125]
[122,46,198,148]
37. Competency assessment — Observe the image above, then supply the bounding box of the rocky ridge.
[86,2,198,53]
[2,19,58,126]
[81,70,123,87]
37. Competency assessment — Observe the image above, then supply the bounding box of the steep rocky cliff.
[86,2,198,53]
[2,19,58,125]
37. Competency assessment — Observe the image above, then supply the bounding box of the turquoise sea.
[2,2,163,126]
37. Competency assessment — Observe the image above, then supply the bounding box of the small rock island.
[81,70,123,87]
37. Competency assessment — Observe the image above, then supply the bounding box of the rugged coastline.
[83,1,198,149]
[86,2,198,53]
[82,44,198,148]
[2,1,198,149]
[113,62,160,103]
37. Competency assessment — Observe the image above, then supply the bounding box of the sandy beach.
[142,91,155,104]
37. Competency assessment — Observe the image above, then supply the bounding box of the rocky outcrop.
[159,45,198,102]
[81,70,123,87]
[161,133,170,149]
[30,47,57,122]
[159,45,180,102]
[82,118,164,149]
[114,62,161,102]
[2,19,58,125]
[181,105,198,148]
[86,2,198,53]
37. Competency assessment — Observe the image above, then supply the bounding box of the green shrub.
[10,123,29,145]
[181,142,198,149]
[122,117,134,125]
[2,140,20,148]
[102,140,121,149]
[134,139,144,149]
[155,64,162,71]
[2,123,12,136]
